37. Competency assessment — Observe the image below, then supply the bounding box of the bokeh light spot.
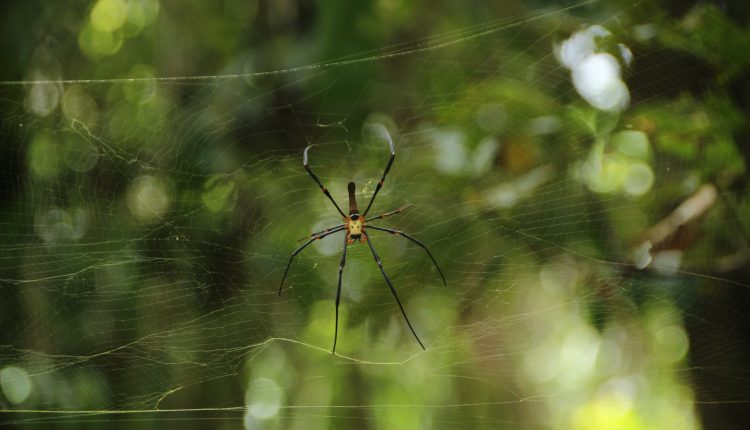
[79,23,123,58]
[25,78,61,117]
[623,162,655,197]
[582,155,627,194]
[572,53,629,112]
[474,103,507,133]
[35,207,76,243]
[1,366,33,405]
[125,0,160,35]
[91,0,128,32]
[558,31,596,69]
[613,130,651,161]
[470,137,500,176]
[656,325,689,363]
[572,396,641,430]
[127,175,171,223]
[558,26,630,112]
[62,85,100,126]
[28,134,62,179]
[64,134,99,173]
[245,377,282,419]
[123,65,157,104]
[558,325,600,388]
[433,129,468,175]
[202,175,237,213]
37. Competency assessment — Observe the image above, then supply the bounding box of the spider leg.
[364,203,413,223]
[304,145,347,218]
[364,233,426,350]
[279,226,346,296]
[332,234,348,354]
[362,128,395,217]
[367,225,447,286]
[297,223,346,243]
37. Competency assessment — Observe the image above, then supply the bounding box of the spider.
[278,136,446,353]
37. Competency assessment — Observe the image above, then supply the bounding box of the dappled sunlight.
[558,25,631,112]
[126,175,172,223]
[0,366,33,405]
[1,0,748,428]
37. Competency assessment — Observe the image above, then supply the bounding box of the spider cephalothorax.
[345,182,366,243]
[346,215,365,243]
[279,135,446,353]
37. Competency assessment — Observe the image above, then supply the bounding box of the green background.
[1,0,750,428]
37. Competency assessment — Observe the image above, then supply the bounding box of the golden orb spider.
[278,136,446,353]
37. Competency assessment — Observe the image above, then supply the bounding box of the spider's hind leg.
[363,233,426,350]
[366,225,446,286]
[279,226,345,296]
[333,234,349,354]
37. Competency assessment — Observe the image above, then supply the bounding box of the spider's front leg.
[365,203,412,223]
[303,145,347,218]
[299,223,345,243]
[362,125,396,217]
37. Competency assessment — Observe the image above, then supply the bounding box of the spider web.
[1,0,749,428]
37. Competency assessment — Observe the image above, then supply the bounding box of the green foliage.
[1,0,749,429]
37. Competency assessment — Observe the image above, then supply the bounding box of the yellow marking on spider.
[348,218,363,236]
